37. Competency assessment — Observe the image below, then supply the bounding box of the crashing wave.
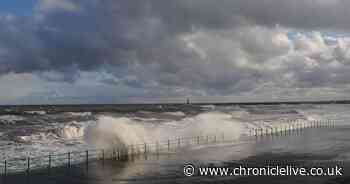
[65,112,92,117]
[85,116,150,149]
[84,112,245,149]
[12,121,90,144]
[14,132,59,144]
[200,105,216,110]
[0,115,25,124]
[295,109,322,121]
[55,123,86,139]
[25,111,47,115]
[162,111,186,117]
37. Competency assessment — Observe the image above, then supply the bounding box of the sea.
[0,104,350,183]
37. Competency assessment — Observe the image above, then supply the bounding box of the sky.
[1,0,350,104]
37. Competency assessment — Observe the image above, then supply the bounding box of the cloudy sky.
[1,0,350,104]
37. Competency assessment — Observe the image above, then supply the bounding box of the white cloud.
[3,0,350,103]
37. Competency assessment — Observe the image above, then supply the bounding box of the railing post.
[168,140,170,151]
[144,143,147,160]
[263,128,266,136]
[4,160,7,181]
[284,126,287,135]
[300,121,302,130]
[131,144,134,157]
[112,148,116,160]
[48,154,51,175]
[68,152,71,169]
[86,150,89,172]
[27,157,30,177]
[102,149,105,167]
[117,149,120,160]
[289,125,292,134]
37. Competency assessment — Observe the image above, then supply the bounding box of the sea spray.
[57,123,85,139]
[84,112,247,150]
[85,116,151,149]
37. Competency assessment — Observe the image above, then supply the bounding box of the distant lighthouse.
[186,98,190,105]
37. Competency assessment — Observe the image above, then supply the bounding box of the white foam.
[56,124,85,139]
[230,110,250,118]
[0,115,25,124]
[13,121,91,145]
[200,105,216,110]
[15,132,59,144]
[162,111,186,117]
[25,111,46,115]
[85,116,151,149]
[85,112,245,149]
[65,112,92,117]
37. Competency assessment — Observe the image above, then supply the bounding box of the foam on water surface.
[0,104,348,171]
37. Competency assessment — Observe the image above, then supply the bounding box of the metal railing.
[0,119,337,178]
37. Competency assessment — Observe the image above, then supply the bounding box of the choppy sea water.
[93,126,350,184]
[0,104,350,183]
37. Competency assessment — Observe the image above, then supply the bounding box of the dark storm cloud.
[1,0,350,100]
[1,0,349,75]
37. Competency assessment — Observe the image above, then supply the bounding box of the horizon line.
[1,99,350,106]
